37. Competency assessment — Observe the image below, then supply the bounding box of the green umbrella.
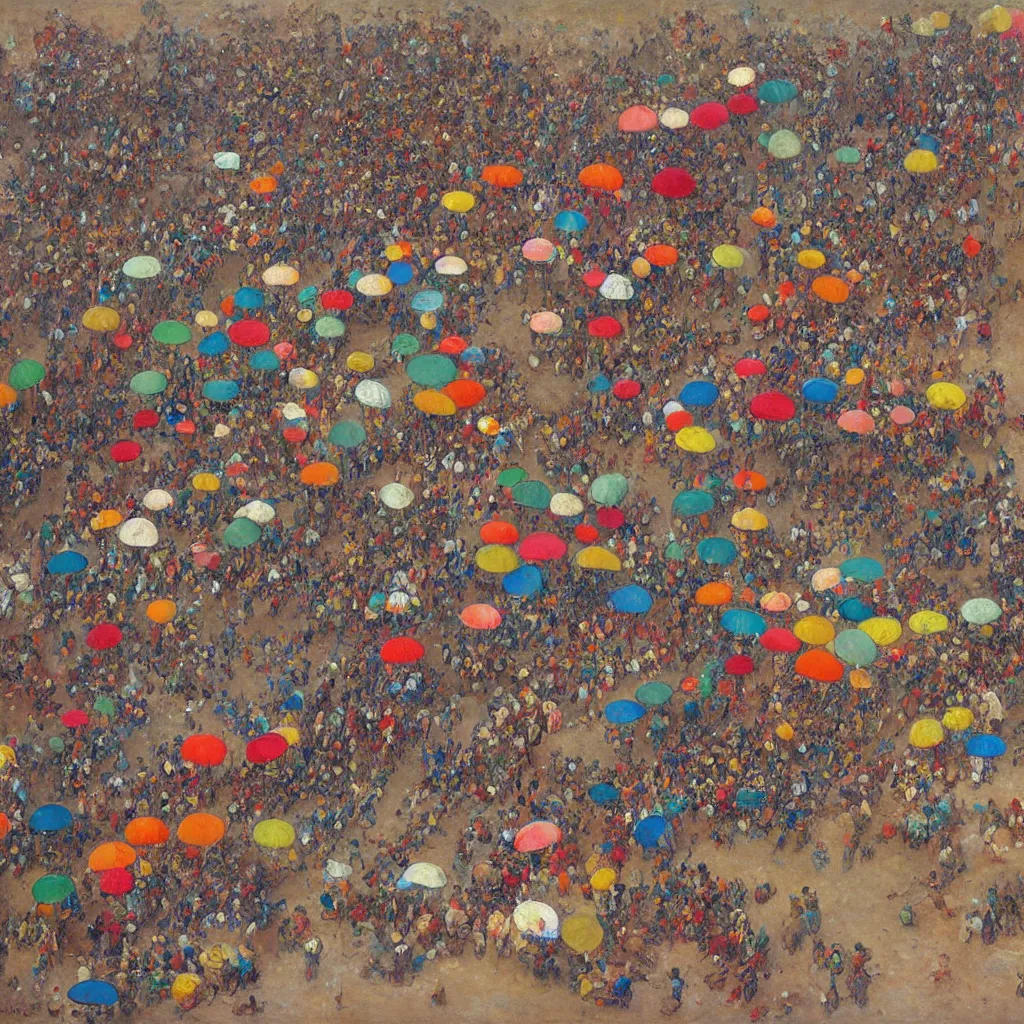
[9,359,45,390]
[672,490,715,517]
[391,333,420,357]
[32,874,76,904]
[129,371,168,396]
[328,421,366,448]
[834,146,861,164]
[122,255,161,279]
[589,473,629,507]
[93,696,116,717]
[664,541,686,560]
[497,467,528,487]
[49,735,65,752]
[224,517,262,549]
[768,129,803,160]
[635,681,673,707]
[511,479,552,510]
[314,316,346,339]
[151,320,192,346]
[406,354,457,387]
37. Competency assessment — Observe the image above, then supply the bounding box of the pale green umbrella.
[768,130,803,160]
[589,473,629,506]
[391,333,420,356]
[314,316,346,339]
[122,255,161,279]
[328,421,366,448]
[835,146,861,164]
[224,518,261,549]
[129,371,167,396]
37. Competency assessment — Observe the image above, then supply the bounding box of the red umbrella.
[246,732,289,765]
[650,167,696,199]
[133,410,159,429]
[180,734,227,766]
[99,867,134,896]
[438,334,467,355]
[760,627,801,653]
[734,358,767,378]
[174,420,197,436]
[380,637,425,664]
[746,304,770,323]
[597,507,626,530]
[480,520,519,545]
[110,441,142,463]
[518,532,567,561]
[665,409,693,431]
[86,623,123,650]
[588,316,622,338]
[612,379,641,400]
[690,102,729,130]
[321,289,354,311]
[61,710,89,728]
[112,333,133,351]
[750,391,796,422]
[282,427,307,444]
[228,320,270,347]
[962,236,982,258]
[574,523,599,543]
[725,654,755,675]
[727,92,758,115]
[581,269,607,289]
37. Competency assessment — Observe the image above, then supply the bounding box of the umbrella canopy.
[720,608,766,636]
[695,582,733,606]
[575,546,622,571]
[589,473,628,506]
[88,841,136,872]
[961,597,1001,625]
[618,104,658,131]
[690,102,729,130]
[673,490,715,517]
[795,649,844,683]
[909,718,945,749]
[519,532,567,562]
[246,732,289,764]
[834,629,878,667]
[33,873,76,904]
[651,167,696,198]
[122,255,161,279]
[9,359,45,390]
[967,735,1007,757]
[802,378,839,404]
[379,482,414,509]
[380,636,425,664]
[589,783,619,804]
[503,564,543,596]
[943,707,974,732]
[605,699,646,724]
[697,537,737,566]
[513,901,560,939]
[180,734,227,766]
[634,815,667,847]
[407,354,457,387]
[68,981,119,1007]
[554,210,588,232]
[759,79,798,103]
[177,813,225,847]
[514,821,562,852]
[578,163,624,191]
[401,862,448,888]
[46,551,88,575]
[100,867,134,896]
[793,615,835,646]
[124,817,170,846]
[760,627,801,653]
[609,584,652,613]
[562,915,604,952]
[512,479,552,510]
[841,557,885,582]
[460,604,502,630]
[635,681,673,707]
[476,544,521,573]
[253,819,296,849]
[680,380,719,407]
[224,518,261,549]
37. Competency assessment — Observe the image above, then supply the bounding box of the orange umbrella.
[481,164,523,188]
[460,604,503,630]
[733,470,767,492]
[146,599,176,624]
[443,379,486,409]
[480,520,519,545]
[249,175,278,195]
[180,734,227,766]
[644,244,679,267]
[751,207,777,228]
[795,649,844,683]
[0,383,16,408]
[88,841,137,872]
[578,163,624,191]
[0,812,10,839]
[811,275,850,304]
[177,813,226,848]
[695,581,733,606]
[300,462,340,486]
[124,817,170,847]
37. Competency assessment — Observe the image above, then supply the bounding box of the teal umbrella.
[672,490,715,517]
[329,421,366,448]
[407,354,457,387]
[511,479,552,510]
[249,350,280,371]
[758,79,798,104]
[297,285,318,306]
[391,333,420,356]
[129,371,167,396]
[664,541,686,560]
[224,518,262,549]
[497,467,528,487]
[202,379,240,402]
[9,359,45,390]
[32,874,75,904]
[635,681,673,707]
[314,316,346,339]
[589,473,629,507]
[151,320,192,346]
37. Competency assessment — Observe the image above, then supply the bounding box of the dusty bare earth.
[0,2,1023,1024]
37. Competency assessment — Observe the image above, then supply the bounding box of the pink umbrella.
[890,405,915,425]
[460,604,503,630]
[518,532,567,561]
[837,409,875,434]
[759,591,792,613]
[522,238,555,263]
[514,820,562,852]
[618,105,658,132]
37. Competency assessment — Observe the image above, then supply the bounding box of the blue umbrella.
[503,564,543,597]
[680,380,719,407]
[249,350,280,371]
[588,783,620,805]
[234,286,264,310]
[282,690,304,711]
[387,262,414,285]
[609,584,653,614]
[673,490,715,516]
[801,377,839,404]
[68,981,119,1007]
[838,597,873,622]
[967,735,1007,757]
[462,347,486,364]
[554,210,589,232]
[587,374,611,393]
[202,379,240,403]
[633,815,667,848]
[29,804,73,833]
[46,551,88,575]
[840,556,885,582]
[198,331,229,356]
[697,536,737,565]
[410,289,444,312]
[605,699,646,724]
[721,608,767,637]
[917,133,941,153]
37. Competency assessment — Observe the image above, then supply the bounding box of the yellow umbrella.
[911,16,936,35]
[908,610,948,635]
[82,306,121,332]
[262,263,300,286]
[675,426,716,453]
[845,368,865,386]
[909,718,945,749]
[980,4,1012,32]
[90,509,123,531]
[575,546,622,571]
[192,472,221,493]
[562,914,605,953]
[477,416,500,436]
[731,508,768,532]
[385,244,406,262]
[413,390,457,416]
[171,974,202,1004]
[796,249,826,270]
[793,615,835,646]
[926,382,966,411]
[942,707,974,732]
[442,190,475,213]
[712,244,744,269]
[590,868,616,891]
[273,726,300,746]
[297,308,313,323]
[252,819,296,849]
[195,310,218,328]
[631,257,651,279]
[904,149,938,174]
[146,599,177,624]
[931,11,951,29]
[346,351,374,374]
[355,273,392,297]
[475,545,521,573]
[859,616,902,645]
[0,744,17,767]
[775,722,795,741]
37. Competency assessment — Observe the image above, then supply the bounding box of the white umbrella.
[262,263,299,286]
[812,567,841,591]
[235,500,276,524]
[118,518,159,548]
[662,399,684,417]
[355,380,392,409]
[401,862,448,889]
[213,151,241,171]
[325,859,352,880]
[549,492,584,517]
[727,66,756,87]
[599,274,634,301]
[435,256,468,276]
[281,402,306,421]
[659,107,689,129]
[356,273,392,297]
[142,488,174,511]
[513,901,559,939]
[379,483,414,510]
